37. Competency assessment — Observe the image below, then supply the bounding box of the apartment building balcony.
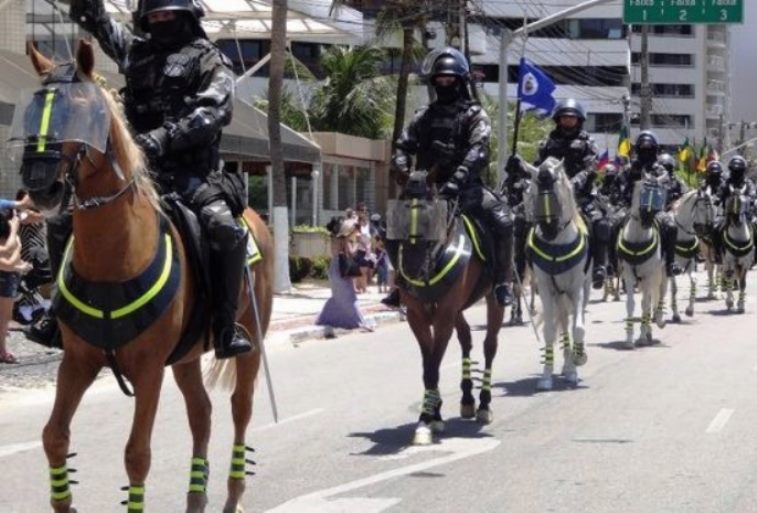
[707,55,726,73]
[707,79,727,96]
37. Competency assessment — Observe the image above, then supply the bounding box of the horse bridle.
[62,141,136,211]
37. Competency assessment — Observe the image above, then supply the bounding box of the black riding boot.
[591,239,608,290]
[211,242,252,359]
[663,225,681,276]
[493,232,514,307]
[24,212,71,349]
[380,240,402,308]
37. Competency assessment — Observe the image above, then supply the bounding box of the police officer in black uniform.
[502,159,531,319]
[26,0,250,359]
[381,48,514,308]
[712,155,757,263]
[624,131,681,276]
[513,98,608,288]
[599,163,626,277]
[657,152,687,208]
[705,160,726,199]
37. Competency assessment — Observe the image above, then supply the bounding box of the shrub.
[310,256,331,280]
[289,256,313,283]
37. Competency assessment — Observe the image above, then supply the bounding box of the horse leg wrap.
[229,445,256,481]
[49,464,73,503]
[574,340,585,358]
[122,485,144,513]
[421,389,442,420]
[560,333,570,351]
[461,358,474,403]
[624,318,634,333]
[541,346,555,366]
[479,369,492,408]
[188,457,209,494]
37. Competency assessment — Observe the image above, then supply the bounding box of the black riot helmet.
[136,0,205,35]
[551,98,586,122]
[420,47,472,104]
[658,153,676,174]
[635,130,659,165]
[728,155,748,182]
[706,160,723,175]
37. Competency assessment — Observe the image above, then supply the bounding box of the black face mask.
[150,17,195,48]
[637,149,657,165]
[434,83,461,104]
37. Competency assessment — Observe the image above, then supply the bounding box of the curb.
[288,310,405,344]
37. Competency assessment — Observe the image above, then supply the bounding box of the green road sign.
[623,0,744,24]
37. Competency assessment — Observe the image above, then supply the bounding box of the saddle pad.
[240,217,263,265]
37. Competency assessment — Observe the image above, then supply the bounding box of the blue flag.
[517,57,557,118]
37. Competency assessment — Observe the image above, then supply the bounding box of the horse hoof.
[476,408,493,424]
[726,300,734,310]
[413,424,433,445]
[624,339,635,350]
[563,370,579,386]
[536,377,553,391]
[460,402,476,419]
[672,313,681,323]
[656,318,666,329]
[573,353,588,367]
[430,420,445,434]
[738,305,745,314]
[685,307,694,317]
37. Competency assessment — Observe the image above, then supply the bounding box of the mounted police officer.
[625,131,681,276]
[502,155,531,320]
[381,48,514,308]
[657,152,687,208]
[511,98,608,289]
[26,0,251,359]
[705,160,726,199]
[712,155,757,262]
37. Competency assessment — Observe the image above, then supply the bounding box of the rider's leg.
[25,210,72,348]
[659,213,681,276]
[591,216,610,289]
[200,199,252,359]
[480,190,514,307]
[380,240,402,308]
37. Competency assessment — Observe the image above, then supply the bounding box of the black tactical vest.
[541,130,592,178]
[416,101,474,183]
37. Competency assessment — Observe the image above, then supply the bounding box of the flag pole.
[510,27,529,157]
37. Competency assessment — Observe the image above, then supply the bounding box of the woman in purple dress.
[316,217,374,332]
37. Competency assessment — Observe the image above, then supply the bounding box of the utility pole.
[717,113,726,155]
[496,0,618,185]
[639,24,652,130]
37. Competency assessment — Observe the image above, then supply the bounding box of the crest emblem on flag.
[522,73,538,96]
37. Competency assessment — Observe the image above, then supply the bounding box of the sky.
[730,4,757,123]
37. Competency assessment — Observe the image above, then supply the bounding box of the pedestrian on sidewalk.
[374,237,389,293]
[0,208,34,364]
[316,217,375,333]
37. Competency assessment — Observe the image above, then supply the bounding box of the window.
[631,83,694,98]
[632,24,694,36]
[629,114,693,129]
[217,39,267,75]
[632,52,694,66]
[507,65,627,87]
[585,113,624,133]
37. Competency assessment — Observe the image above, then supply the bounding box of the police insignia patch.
[164,53,192,78]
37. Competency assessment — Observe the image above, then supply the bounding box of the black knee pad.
[592,219,611,242]
[201,201,247,251]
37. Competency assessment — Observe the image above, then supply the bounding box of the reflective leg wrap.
[49,464,72,503]
[124,485,145,513]
[481,369,492,393]
[641,314,651,329]
[560,333,570,351]
[625,317,634,334]
[229,444,256,480]
[421,389,442,421]
[541,346,554,366]
[462,357,472,382]
[574,340,585,358]
[188,457,209,494]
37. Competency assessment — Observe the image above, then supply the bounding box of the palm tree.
[309,45,394,138]
[269,0,292,292]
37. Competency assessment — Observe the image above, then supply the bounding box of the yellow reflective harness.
[617,223,659,266]
[526,221,588,276]
[724,226,754,258]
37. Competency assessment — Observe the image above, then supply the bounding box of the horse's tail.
[204,357,238,391]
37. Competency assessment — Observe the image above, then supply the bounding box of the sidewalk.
[269,282,403,343]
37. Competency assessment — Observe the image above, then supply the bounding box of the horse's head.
[525,157,576,241]
[692,188,716,238]
[725,185,750,227]
[634,174,666,229]
[10,42,146,215]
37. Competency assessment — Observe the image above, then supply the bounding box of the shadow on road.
[347,418,494,456]
[492,375,588,397]
[591,340,670,351]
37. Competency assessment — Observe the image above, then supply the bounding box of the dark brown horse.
[391,171,504,445]
[22,43,273,513]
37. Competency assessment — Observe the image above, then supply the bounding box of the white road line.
[0,440,42,459]
[706,408,734,434]
[252,408,325,433]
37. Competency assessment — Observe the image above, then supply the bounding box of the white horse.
[699,184,722,300]
[617,176,668,348]
[523,157,591,391]
[721,186,755,313]
[669,188,717,322]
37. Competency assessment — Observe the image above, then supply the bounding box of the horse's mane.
[95,80,161,212]
[672,189,698,213]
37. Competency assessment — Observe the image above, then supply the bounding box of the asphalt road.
[2,271,757,513]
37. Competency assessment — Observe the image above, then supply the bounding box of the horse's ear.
[28,42,54,76]
[76,40,95,78]
[522,160,539,180]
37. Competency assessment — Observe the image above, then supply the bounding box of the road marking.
[264,436,500,513]
[0,440,42,459]
[252,408,325,433]
[706,408,734,434]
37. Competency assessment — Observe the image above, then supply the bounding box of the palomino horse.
[522,157,590,390]
[721,186,755,313]
[617,175,668,348]
[669,188,716,322]
[18,43,273,513]
[388,171,504,445]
